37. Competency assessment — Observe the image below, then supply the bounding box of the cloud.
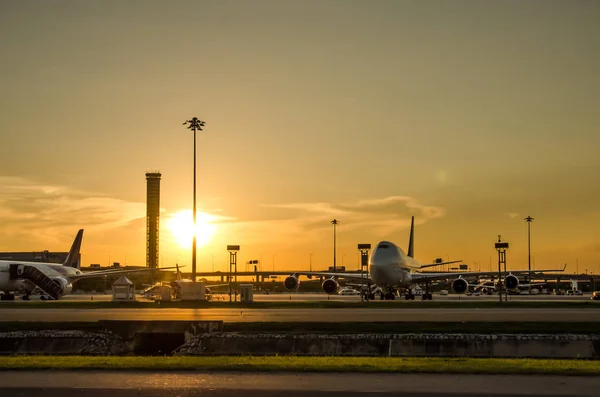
[0,176,447,265]
[263,202,349,217]
[0,176,146,247]
[223,196,445,246]
[342,196,445,219]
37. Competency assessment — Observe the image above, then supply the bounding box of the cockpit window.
[378,244,389,248]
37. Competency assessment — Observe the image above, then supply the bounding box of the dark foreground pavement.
[3,390,596,397]
[1,371,599,396]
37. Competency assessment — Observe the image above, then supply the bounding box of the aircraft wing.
[287,271,371,283]
[68,266,179,281]
[519,282,547,288]
[203,283,231,291]
[283,265,566,288]
[205,283,230,288]
[410,264,567,284]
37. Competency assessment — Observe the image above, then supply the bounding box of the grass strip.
[1,300,599,309]
[0,356,598,375]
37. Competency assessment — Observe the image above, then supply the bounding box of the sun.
[166,210,217,248]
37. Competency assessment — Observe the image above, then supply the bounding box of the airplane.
[472,278,546,295]
[282,216,567,300]
[143,264,230,301]
[0,229,177,301]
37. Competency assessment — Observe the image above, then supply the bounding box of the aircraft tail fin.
[63,229,84,269]
[176,263,182,281]
[407,216,414,258]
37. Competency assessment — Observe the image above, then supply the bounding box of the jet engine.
[283,275,300,290]
[52,277,72,296]
[321,278,339,294]
[504,274,519,290]
[451,278,469,294]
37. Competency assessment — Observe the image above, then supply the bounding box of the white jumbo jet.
[283,216,566,300]
[0,229,175,301]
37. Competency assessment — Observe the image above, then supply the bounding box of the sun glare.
[166,210,217,248]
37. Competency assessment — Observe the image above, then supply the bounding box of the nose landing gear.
[380,289,398,300]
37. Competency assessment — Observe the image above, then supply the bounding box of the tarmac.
[1,307,599,322]
[60,292,592,302]
[0,371,598,396]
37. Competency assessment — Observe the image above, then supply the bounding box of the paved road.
[1,307,599,322]
[0,371,598,396]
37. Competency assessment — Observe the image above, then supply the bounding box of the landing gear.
[380,290,398,300]
[360,284,375,302]
[404,293,415,300]
[361,287,374,302]
[0,293,15,301]
[421,292,433,300]
[420,283,433,301]
[20,290,31,301]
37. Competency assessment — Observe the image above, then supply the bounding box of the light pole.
[525,216,534,292]
[183,117,206,282]
[495,235,509,303]
[331,219,339,272]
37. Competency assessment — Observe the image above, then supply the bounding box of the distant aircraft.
[143,264,229,301]
[472,278,546,294]
[282,216,566,300]
[0,230,176,301]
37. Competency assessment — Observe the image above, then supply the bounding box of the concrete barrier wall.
[174,333,600,359]
[0,331,126,355]
[99,320,223,341]
[2,330,598,358]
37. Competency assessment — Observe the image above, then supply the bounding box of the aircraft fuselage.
[368,241,421,288]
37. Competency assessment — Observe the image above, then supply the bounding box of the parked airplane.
[283,216,566,300]
[143,264,229,301]
[473,278,546,295]
[0,230,176,301]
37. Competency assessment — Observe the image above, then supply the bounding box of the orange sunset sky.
[1,1,599,274]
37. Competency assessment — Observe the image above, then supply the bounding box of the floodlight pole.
[358,244,372,301]
[227,245,240,302]
[331,219,339,272]
[495,236,509,303]
[525,216,534,293]
[183,117,206,282]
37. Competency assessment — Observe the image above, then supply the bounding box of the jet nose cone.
[370,264,386,284]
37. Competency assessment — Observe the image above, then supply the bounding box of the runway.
[1,307,599,322]
[0,371,597,397]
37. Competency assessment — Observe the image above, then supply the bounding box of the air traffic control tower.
[146,172,161,268]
